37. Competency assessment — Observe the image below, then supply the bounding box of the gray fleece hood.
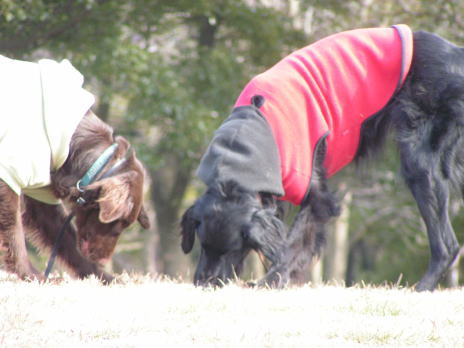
[197,106,284,196]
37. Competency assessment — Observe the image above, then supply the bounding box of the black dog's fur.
[181,30,463,291]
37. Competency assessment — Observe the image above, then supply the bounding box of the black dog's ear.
[180,205,199,254]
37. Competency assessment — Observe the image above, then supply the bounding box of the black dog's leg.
[256,203,316,287]
[258,187,339,287]
[289,186,341,283]
[259,140,340,287]
[399,143,459,291]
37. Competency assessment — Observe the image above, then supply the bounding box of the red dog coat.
[234,24,413,205]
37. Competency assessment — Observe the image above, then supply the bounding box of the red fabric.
[234,25,413,205]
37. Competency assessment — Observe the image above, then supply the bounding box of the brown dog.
[0,56,149,282]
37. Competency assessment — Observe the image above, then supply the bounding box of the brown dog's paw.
[42,274,66,284]
[19,261,44,281]
[21,268,45,282]
[99,271,115,285]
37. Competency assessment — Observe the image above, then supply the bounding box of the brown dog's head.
[55,112,150,265]
[71,147,150,264]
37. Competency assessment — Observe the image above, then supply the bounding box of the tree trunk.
[310,258,323,285]
[446,247,463,287]
[194,14,219,48]
[96,97,111,122]
[143,184,160,275]
[324,187,352,285]
[242,251,266,282]
[150,156,194,279]
[345,241,359,287]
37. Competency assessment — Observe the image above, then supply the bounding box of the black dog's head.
[180,181,288,286]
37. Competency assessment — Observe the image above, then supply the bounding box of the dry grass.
[1,271,463,348]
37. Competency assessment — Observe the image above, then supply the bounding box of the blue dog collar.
[76,143,119,192]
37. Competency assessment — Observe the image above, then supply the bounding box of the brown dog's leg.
[0,181,41,280]
[22,196,113,283]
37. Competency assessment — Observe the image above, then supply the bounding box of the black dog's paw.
[256,270,289,289]
[415,278,437,292]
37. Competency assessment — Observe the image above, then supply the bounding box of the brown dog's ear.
[180,205,199,254]
[96,175,134,223]
[137,205,150,229]
[85,170,142,224]
[114,136,131,157]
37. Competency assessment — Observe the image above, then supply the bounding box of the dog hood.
[0,55,95,204]
[197,106,285,196]
[233,24,413,205]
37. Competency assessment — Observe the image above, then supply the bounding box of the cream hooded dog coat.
[0,55,95,203]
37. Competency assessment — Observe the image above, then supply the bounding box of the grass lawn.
[1,271,463,347]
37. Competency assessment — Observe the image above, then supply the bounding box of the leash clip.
[76,180,84,193]
[76,180,86,205]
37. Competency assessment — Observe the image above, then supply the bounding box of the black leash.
[44,212,75,280]
[43,143,122,281]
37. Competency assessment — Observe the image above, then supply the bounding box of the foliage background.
[1,0,463,287]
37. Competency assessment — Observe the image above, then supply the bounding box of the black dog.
[181,25,463,291]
